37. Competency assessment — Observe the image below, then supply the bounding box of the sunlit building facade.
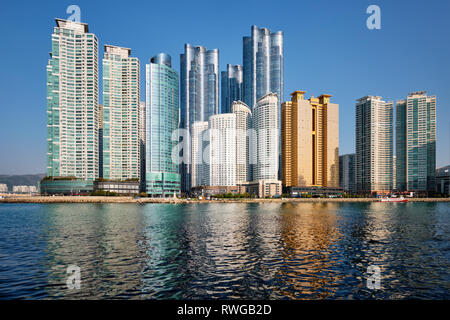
[191,121,209,188]
[102,45,140,181]
[281,91,339,188]
[253,93,279,181]
[209,114,237,186]
[231,101,252,183]
[46,19,99,181]
[355,96,394,194]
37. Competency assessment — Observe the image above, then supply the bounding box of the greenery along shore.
[0,196,449,204]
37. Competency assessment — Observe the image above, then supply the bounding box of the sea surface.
[0,202,448,299]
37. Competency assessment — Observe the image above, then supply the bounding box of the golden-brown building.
[282,91,339,188]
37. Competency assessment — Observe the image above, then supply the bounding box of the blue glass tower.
[221,64,243,114]
[145,53,181,196]
[180,44,219,192]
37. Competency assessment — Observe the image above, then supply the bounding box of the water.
[0,202,448,300]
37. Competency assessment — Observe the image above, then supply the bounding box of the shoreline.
[0,196,449,204]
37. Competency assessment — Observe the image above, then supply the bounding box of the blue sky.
[0,0,449,174]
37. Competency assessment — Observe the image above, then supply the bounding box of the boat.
[379,196,408,203]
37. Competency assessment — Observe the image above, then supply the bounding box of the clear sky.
[0,0,449,174]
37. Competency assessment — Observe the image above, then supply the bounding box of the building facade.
[145,53,181,196]
[180,44,219,192]
[339,154,356,193]
[191,121,209,188]
[281,91,339,188]
[436,165,450,196]
[102,45,140,181]
[209,114,237,186]
[253,93,279,181]
[243,25,283,110]
[139,101,146,188]
[355,96,394,194]
[221,64,243,114]
[232,101,252,183]
[396,91,436,192]
[46,19,99,181]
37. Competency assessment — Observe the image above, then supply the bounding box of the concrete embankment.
[0,196,449,204]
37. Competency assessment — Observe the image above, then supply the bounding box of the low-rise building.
[0,184,8,193]
[94,180,140,195]
[286,186,344,197]
[12,186,38,194]
[191,185,242,197]
[436,166,450,196]
[40,178,94,195]
[241,180,282,198]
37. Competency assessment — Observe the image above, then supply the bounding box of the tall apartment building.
[191,121,209,188]
[396,91,436,192]
[355,96,394,194]
[339,154,356,193]
[146,53,181,196]
[209,114,237,186]
[180,44,219,192]
[46,19,99,181]
[102,45,140,181]
[253,93,279,181]
[221,64,243,114]
[231,101,252,183]
[281,91,339,188]
[139,101,146,188]
[243,26,283,110]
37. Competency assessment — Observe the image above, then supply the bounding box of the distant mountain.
[0,174,46,191]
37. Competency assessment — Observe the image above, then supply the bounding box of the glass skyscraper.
[46,19,99,181]
[102,45,140,181]
[146,53,181,196]
[180,44,219,192]
[221,64,243,114]
[396,91,436,192]
[243,25,283,110]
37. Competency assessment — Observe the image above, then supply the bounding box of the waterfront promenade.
[0,196,449,204]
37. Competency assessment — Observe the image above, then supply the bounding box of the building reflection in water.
[42,204,147,299]
[274,203,341,299]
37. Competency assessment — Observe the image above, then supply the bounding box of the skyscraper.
[191,121,209,188]
[180,44,219,192]
[146,53,181,196]
[209,114,237,186]
[396,91,436,192]
[355,96,394,194]
[139,101,146,188]
[243,26,283,110]
[281,91,339,188]
[46,19,99,181]
[231,101,252,183]
[221,64,243,114]
[102,45,140,181]
[339,153,356,193]
[253,93,279,181]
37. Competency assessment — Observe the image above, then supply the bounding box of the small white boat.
[379,196,408,203]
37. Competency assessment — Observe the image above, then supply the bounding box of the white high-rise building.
[46,19,99,181]
[102,45,140,181]
[355,96,394,193]
[231,101,252,183]
[209,113,237,186]
[252,93,279,181]
[191,121,209,188]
